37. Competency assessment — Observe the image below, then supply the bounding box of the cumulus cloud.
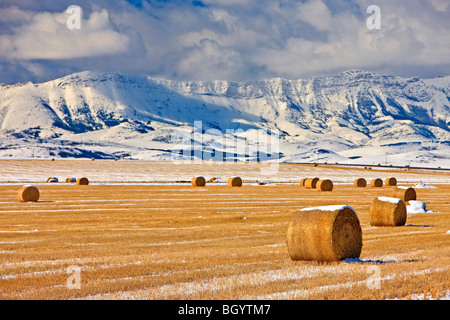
[0,7,129,60]
[0,0,449,83]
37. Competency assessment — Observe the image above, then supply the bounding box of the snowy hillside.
[1,70,450,167]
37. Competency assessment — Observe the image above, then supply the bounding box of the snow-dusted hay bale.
[47,177,58,183]
[17,185,40,202]
[287,205,362,262]
[385,177,397,186]
[370,178,383,187]
[191,176,206,187]
[317,179,333,192]
[227,176,243,187]
[66,177,76,183]
[305,177,319,189]
[353,178,367,187]
[76,177,89,185]
[392,187,416,202]
[369,197,407,227]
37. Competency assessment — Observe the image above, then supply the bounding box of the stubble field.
[0,160,449,300]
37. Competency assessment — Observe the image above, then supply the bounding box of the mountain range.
[1,69,449,168]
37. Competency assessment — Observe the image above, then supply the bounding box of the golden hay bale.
[369,197,407,227]
[304,177,319,189]
[47,177,58,183]
[392,187,416,202]
[370,178,383,187]
[76,177,89,185]
[191,176,206,187]
[227,176,243,187]
[286,205,362,262]
[317,179,333,191]
[17,185,40,202]
[300,178,306,186]
[385,177,397,186]
[66,177,76,183]
[353,178,367,187]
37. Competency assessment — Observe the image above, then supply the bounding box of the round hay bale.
[191,176,206,187]
[370,178,383,187]
[227,176,243,187]
[286,205,362,262]
[47,177,58,183]
[385,177,397,186]
[300,178,306,186]
[369,197,407,227]
[392,187,416,202]
[66,177,76,183]
[353,178,367,187]
[76,177,89,185]
[17,185,40,202]
[317,179,333,191]
[304,177,319,189]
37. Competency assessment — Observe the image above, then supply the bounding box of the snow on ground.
[0,160,449,185]
[406,201,436,214]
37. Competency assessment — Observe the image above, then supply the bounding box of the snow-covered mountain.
[1,70,450,167]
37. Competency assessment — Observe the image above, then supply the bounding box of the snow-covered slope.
[1,70,449,167]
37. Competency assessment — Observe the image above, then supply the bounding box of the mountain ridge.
[1,69,449,167]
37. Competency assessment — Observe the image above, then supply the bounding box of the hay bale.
[286,205,362,262]
[227,176,243,187]
[66,177,76,183]
[392,186,416,202]
[76,177,89,185]
[191,176,206,187]
[47,177,58,183]
[300,178,306,186]
[17,185,40,202]
[385,177,397,186]
[369,197,407,226]
[353,178,367,187]
[370,178,383,187]
[304,177,319,189]
[317,179,333,191]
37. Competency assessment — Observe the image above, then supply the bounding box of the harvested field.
[0,160,449,300]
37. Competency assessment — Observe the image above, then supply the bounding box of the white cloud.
[297,0,333,31]
[0,7,129,60]
[0,0,449,83]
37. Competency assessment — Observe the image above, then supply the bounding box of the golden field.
[0,160,449,300]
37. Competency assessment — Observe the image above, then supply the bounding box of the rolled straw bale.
[191,176,206,187]
[300,178,306,186]
[304,177,319,189]
[17,185,40,202]
[385,177,397,186]
[317,179,333,191]
[370,178,383,187]
[392,186,416,202]
[66,177,76,183]
[47,177,58,183]
[228,176,243,187]
[353,178,367,187]
[369,197,407,226]
[76,177,89,185]
[286,205,362,262]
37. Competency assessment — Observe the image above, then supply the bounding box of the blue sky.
[0,0,449,83]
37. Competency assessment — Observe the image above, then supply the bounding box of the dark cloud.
[0,0,449,84]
